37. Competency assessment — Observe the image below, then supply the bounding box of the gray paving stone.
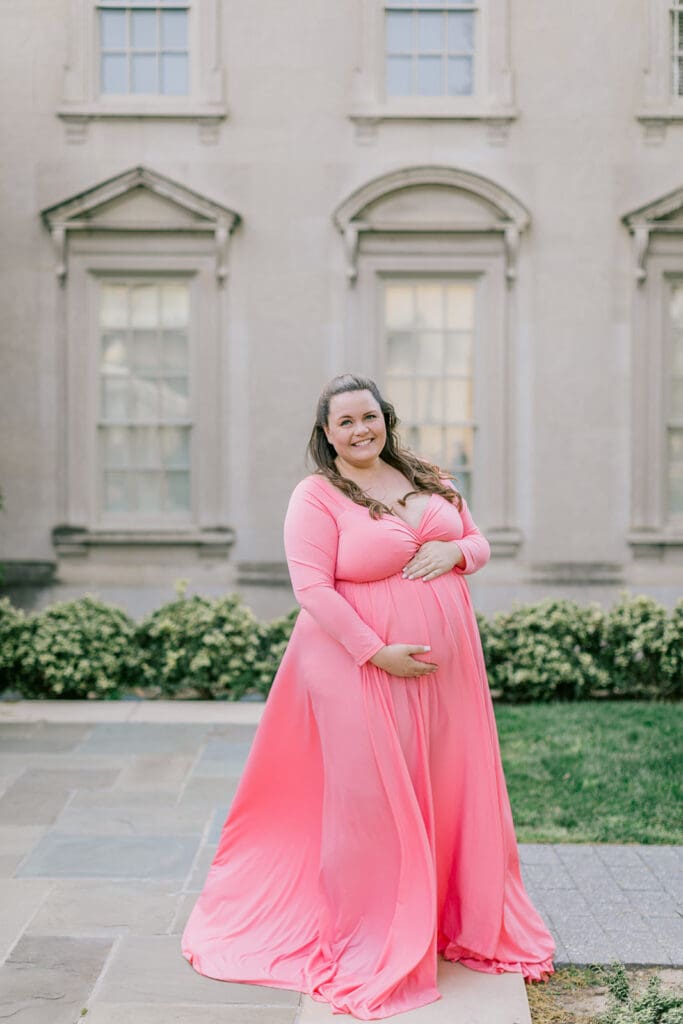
[0,723,92,752]
[625,889,683,918]
[612,866,664,891]
[0,769,120,825]
[180,776,241,807]
[186,843,218,892]
[595,844,652,868]
[0,934,113,1024]
[636,846,683,880]
[650,918,683,963]
[521,862,577,890]
[97,935,301,1005]
[169,892,197,934]
[113,755,194,792]
[26,880,181,936]
[195,740,254,773]
[535,889,593,917]
[54,792,209,836]
[74,723,209,755]
[208,802,233,843]
[86,1006,299,1024]
[518,844,563,865]
[206,724,259,741]
[0,879,52,961]
[16,833,199,879]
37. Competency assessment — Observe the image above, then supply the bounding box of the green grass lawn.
[493,700,683,844]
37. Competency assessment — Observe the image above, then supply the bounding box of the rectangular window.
[384,1,477,98]
[98,279,192,519]
[98,1,189,96]
[673,1,683,95]
[383,279,476,502]
[668,281,683,517]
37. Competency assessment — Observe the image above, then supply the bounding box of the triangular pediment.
[623,185,683,230]
[41,166,240,232]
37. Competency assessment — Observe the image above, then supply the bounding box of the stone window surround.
[637,0,683,142]
[41,166,240,557]
[623,185,683,552]
[56,0,227,143]
[350,0,517,143]
[333,165,530,557]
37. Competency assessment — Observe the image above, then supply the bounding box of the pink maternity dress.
[181,472,555,1019]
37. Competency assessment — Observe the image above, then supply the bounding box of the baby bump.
[337,573,467,672]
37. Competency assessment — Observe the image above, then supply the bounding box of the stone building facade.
[1,0,682,619]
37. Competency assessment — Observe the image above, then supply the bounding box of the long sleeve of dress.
[452,496,491,576]
[283,479,387,667]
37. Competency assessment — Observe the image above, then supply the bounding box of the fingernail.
[423,645,431,651]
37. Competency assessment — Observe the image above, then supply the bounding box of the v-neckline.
[314,475,436,535]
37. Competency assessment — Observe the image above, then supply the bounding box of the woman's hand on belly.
[402,539,465,581]
[369,644,438,678]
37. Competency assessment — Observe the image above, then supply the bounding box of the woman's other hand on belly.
[369,644,438,678]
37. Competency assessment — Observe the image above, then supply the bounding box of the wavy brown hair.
[306,373,463,518]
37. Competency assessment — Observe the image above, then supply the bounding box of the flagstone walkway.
[0,700,680,1024]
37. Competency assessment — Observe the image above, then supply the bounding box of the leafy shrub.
[483,597,610,702]
[134,587,265,700]
[10,596,137,699]
[0,596,27,694]
[601,592,672,699]
[594,961,683,1024]
[655,597,683,700]
[253,607,300,697]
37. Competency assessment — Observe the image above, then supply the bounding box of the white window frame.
[57,0,226,140]
[637,0,683,140]
[350,0,516,140]
[41,167,240,555]
[623,190,683,550]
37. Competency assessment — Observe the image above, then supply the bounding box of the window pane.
[387,333,415,374]
[445,378,473,421]
[417,12,443,51]
[447,11,473,51]
[160,283,189,326]
[669,428,683,461]
[415,284,443,327]
[132,53,157,92]
[160,53,188,95]
[131,9,157,48]
[102,379,129,420]
[131,330,159,371]
[416,331,443,375]
[131,377,159,420]
[668,462,683,515]
[101,53,128,93]
[386,11,412,52]
[162,330,188,370]
[672,333,683,375]
[101,333,129,374]
[446,283,475,328]
[417,55,442,95]
[130,285,158,327]
[102,427,129,468]
[135,471,162,512]
[415,425,442,464]
[386,55,412,95]
[130,426,160,466]
[385,378,414,421]
[445,425,473,467]
[448,55,473,95]
[162,427,190,466]
[104,471,128,512]
[101,284,128,327]
[165,470,191,511]
[671,379,683,417]
[416,378,443,421]
[100,9,127,48]
[385,286,414,328]
[160,377,189,417]
[670,285,683,328]
[444,333,472,375]
[161,8,188,47]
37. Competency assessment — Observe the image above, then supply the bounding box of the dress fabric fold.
[181,474,556,1019]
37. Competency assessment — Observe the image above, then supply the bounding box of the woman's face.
[323,389,387,468]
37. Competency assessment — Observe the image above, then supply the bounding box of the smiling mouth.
[352,438,375,447]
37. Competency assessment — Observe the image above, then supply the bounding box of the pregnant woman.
[181,372,555,1020]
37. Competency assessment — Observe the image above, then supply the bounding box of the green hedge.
[0,588,681,702]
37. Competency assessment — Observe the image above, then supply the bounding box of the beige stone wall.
[1,0,682,618]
